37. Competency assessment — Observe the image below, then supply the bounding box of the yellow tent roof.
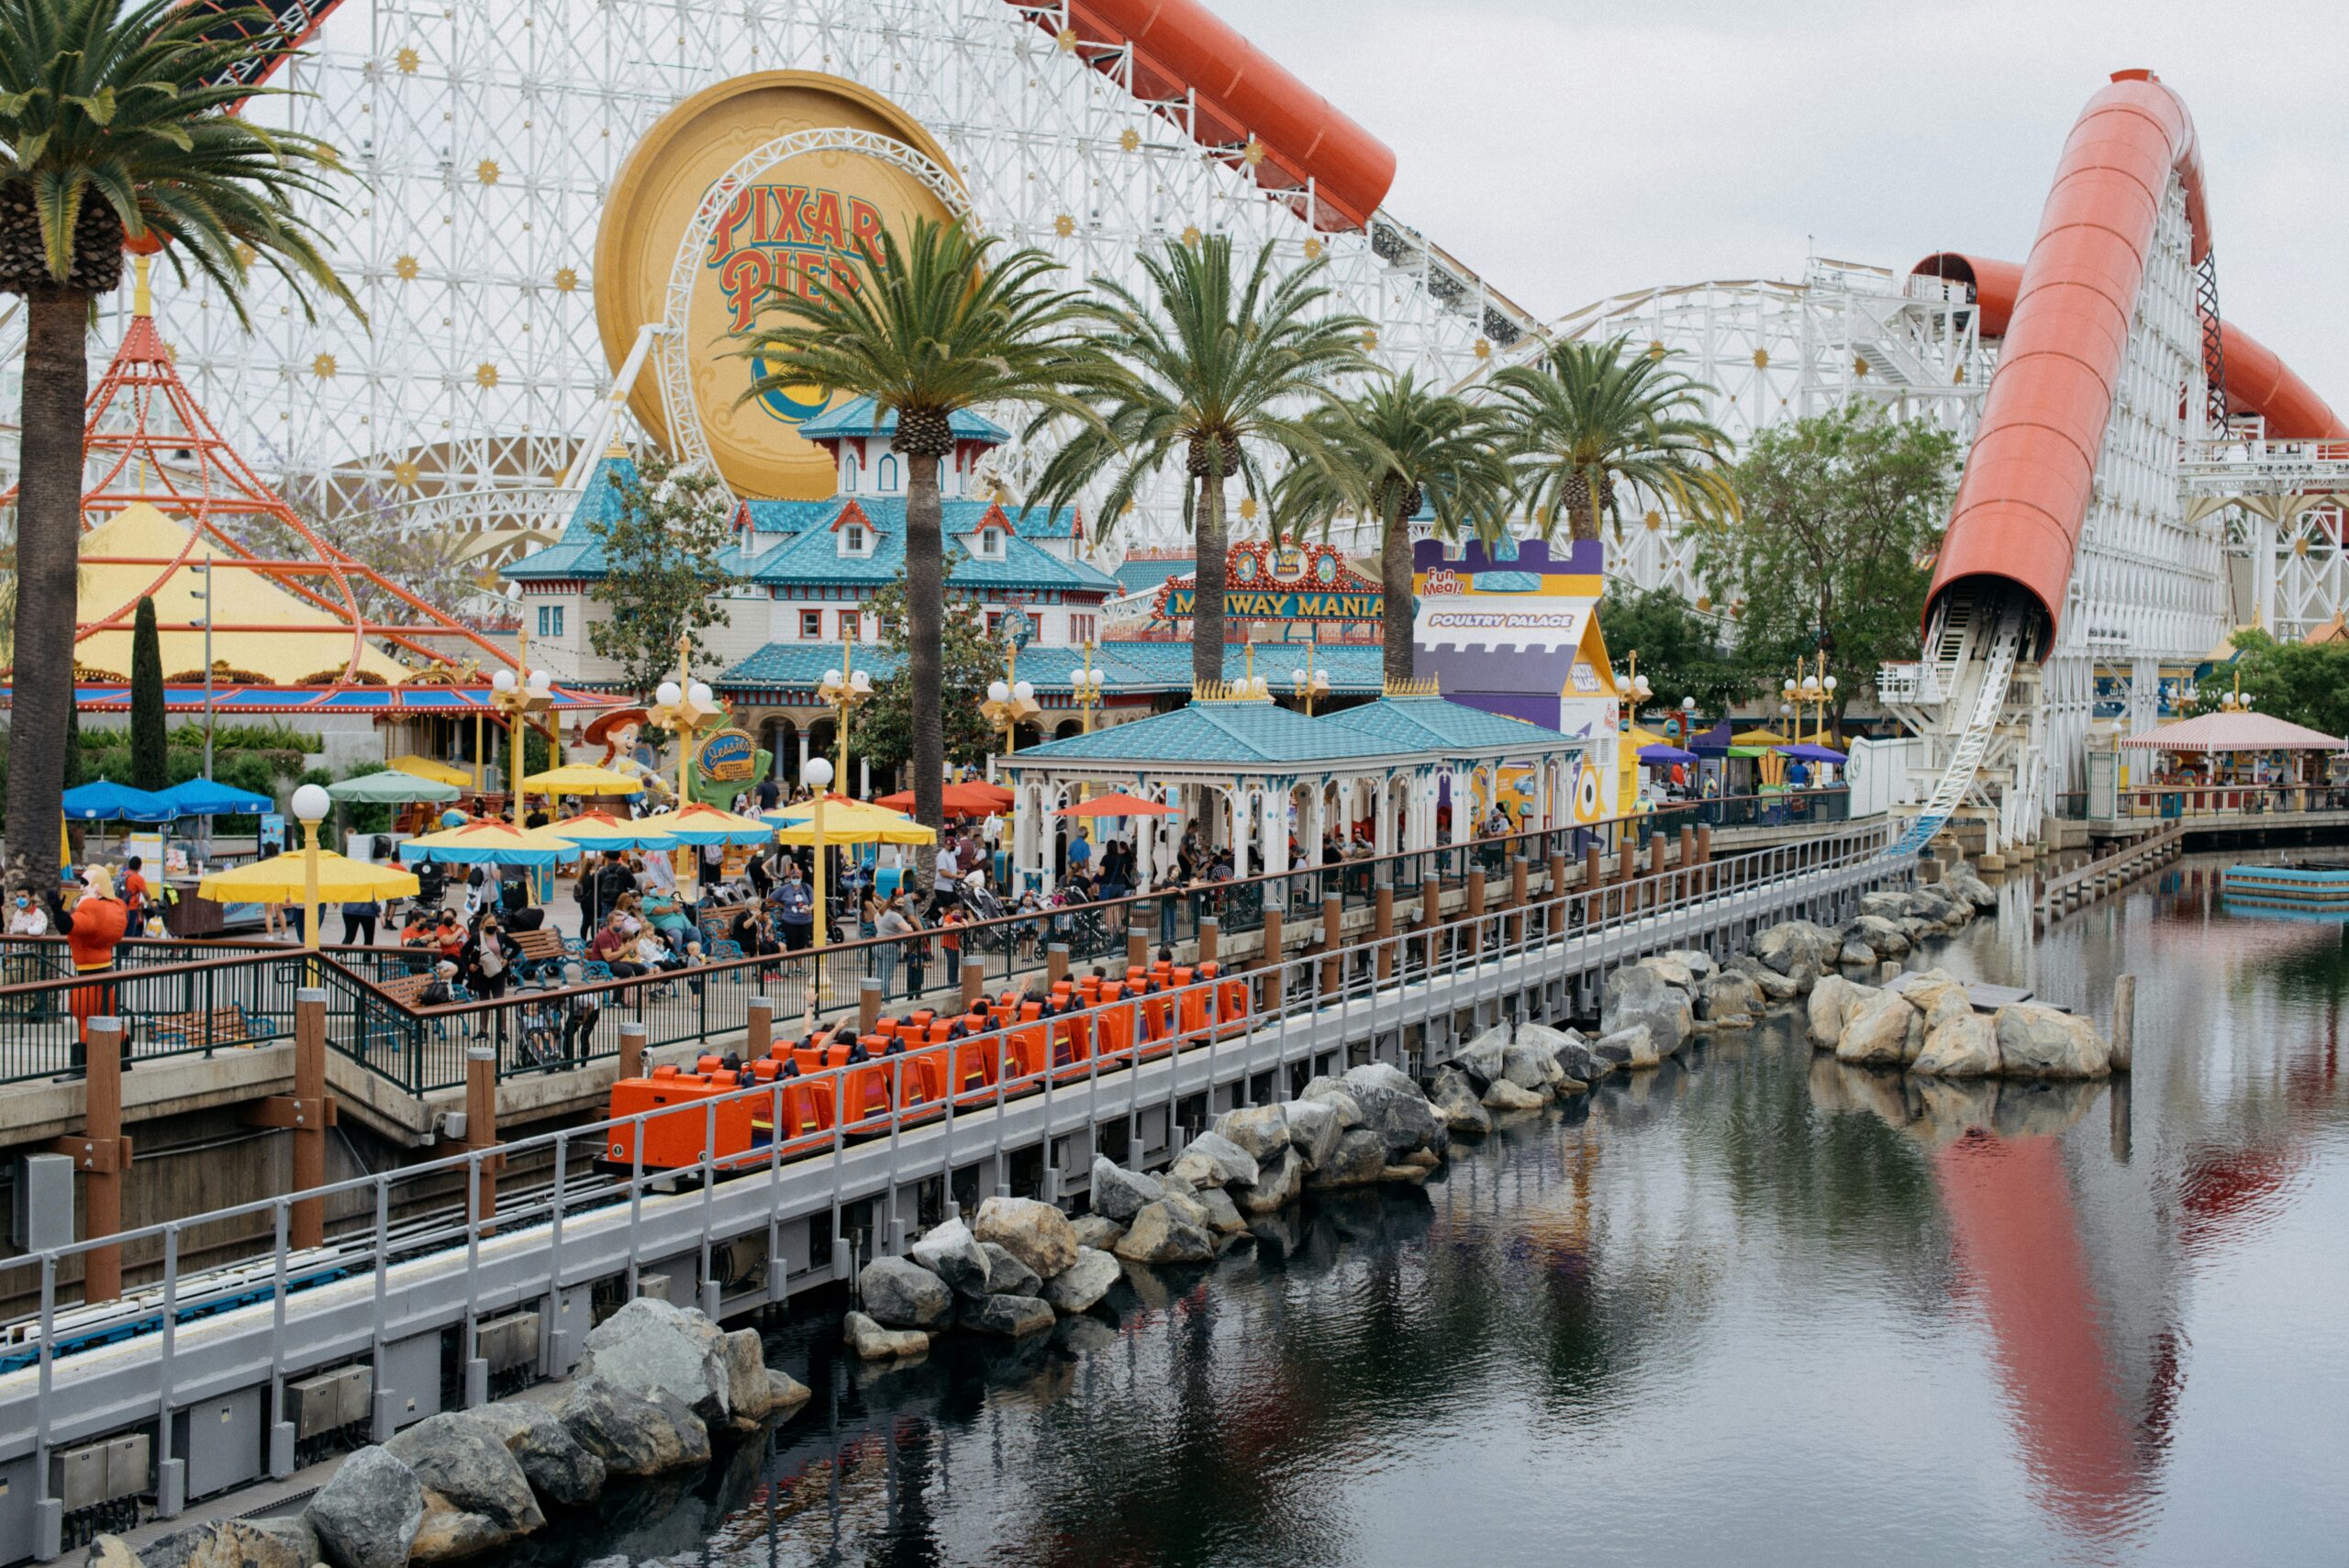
[198,850,418,904]
[389,755,473,788]
[771,796,937,848]
[1624,727,1676,750]
[1731,728,1790,745]
[522,764,644,798]
[76,504,410,685]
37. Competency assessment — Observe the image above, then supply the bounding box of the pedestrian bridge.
[0,815,1908,1561]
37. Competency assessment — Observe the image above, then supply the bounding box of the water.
[558,856,2349,1566]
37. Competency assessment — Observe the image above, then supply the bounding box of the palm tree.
[0,0,356,883]
[738,216,1102,843]
[1492,334,1738,549]
[1031,234,1371,692]
[1274,374,1515,687]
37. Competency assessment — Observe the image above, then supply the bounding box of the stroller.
[957,882,1014,952]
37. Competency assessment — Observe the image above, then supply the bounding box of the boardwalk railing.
[0,788,1857,1095]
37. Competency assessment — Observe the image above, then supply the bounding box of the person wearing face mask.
[7,891,47,937]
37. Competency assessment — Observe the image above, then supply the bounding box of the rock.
[407,1494,507,1565]
[768,1368,812,1415]
[1087,1158,1165,1223]
[131,1519,317,1568]
[958,1293,1055,1337]
[842,1310,930,1362]
[1754,919,1838,976]
[1596,1024,1660,1071]
[1634,953,1697,991]
[1859,891,1910,921]
[551,1376,712,1477]
[1836,992,1924,1066]
[1429,1065,1492,1134]
[1231,1145,1307,1213]
[1901,978,1975,1033]
[467,1399,606,1508]
[1600,964,1693,1056]
[1042,1247,1120,1312]
[86,1538,141,1568]
[1521,1021,1610,1084]
[720,1329,774,1426]
[1838,939,1876,967]
[1482,1078,1545,1111]
[1306,1128,1388,1189]
[1944,864,1998,908]
[1696,973,1765,1023]
[1297,1077,1364,1128]
[1168,1130,1260,1190]
[1912,1012,2000,1076]
[1660,947,1717,980]
[575,1296,732,1423]
[1726,953,1801,1000]
[908,1217,990,1295]
[1113,1200,1215,1263]
[1193,1185,1247,1234]
[1070,1213,1126,1251]
[306,1445,425,1568]
[384,1412,544,1536]
[1156,1184,1209,1228]
[1448,1022,1510,1085]
[1850,914,1912,956]
[1341,1062,1444,1158]
[1993,1003,2110,1078]
[976,1241,1043,1300]
[972,1195,1081,1280]
[858,1255,954,1330]
[1498,1038,1556,1090]
[1212,1104,1293,1163]
[1808,974,1878,1049]
[1283,1098,1343,1168]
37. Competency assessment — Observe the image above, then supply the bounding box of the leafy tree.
[1493,335,1738,545]
[0,0,357,885]
[1698,407,1958,722]
[128,593,164,788]
[1031,233,1373,692]
[1274,374,1514,686]
[854,566,1002,783]
[1597,584,1753,719]
[739,217,1100,848]
[585,449,739,696]
[2204,630,2349,739]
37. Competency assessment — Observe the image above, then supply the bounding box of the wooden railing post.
[61,1018,128,1305]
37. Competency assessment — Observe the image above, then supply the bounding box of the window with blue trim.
[878,454,899,492]
[536,605,564,638]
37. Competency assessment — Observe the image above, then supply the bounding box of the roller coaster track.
[1887,608,2022,859]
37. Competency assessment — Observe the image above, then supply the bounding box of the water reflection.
[551,855,2347,1568]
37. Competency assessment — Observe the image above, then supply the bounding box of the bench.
[511,929,567,982]
[147,1006,254,1052]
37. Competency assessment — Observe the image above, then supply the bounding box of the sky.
[1202,0,2349,411]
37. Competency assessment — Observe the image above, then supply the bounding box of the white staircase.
[1887,606,2023,857]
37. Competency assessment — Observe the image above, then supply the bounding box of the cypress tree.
[130,595,168,791]
[63,697,85,789]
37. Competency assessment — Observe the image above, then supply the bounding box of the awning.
[2120,712,2343,752]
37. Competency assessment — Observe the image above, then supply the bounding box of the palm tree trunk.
[904,450,946,885]
[1380,506,1414,689]
[1579,462,1602,545]
[1192,467,1230,692]
[7,288,89,886]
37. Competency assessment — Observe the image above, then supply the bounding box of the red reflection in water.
[1934,1130,2143,1538]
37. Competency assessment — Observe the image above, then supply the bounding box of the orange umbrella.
[874,780,1015,817]
[1054,790,1174,817]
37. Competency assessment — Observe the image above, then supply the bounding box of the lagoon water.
[551,857,2349,1566]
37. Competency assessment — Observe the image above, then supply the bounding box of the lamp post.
[490,625,554,828]
[192,559,215,780]
[815,620,874,792]
[1616,651,1653,727]
[982,637,1041,756]
[1071,640,1109,734]
[291,782,330,978]
[1288,636,1331,717]
[804,756,835,991]
[1781,653,1838,742]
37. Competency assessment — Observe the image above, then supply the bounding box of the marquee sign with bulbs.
[1151,540,1385,629]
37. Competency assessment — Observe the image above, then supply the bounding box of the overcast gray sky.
[1206,0,2346,410]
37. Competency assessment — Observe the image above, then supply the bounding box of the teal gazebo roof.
[1319,695,1578,756]
[1005,701,1418,773]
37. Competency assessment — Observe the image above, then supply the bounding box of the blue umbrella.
[154,777,275,817]
[61,779,175,823]
[1776,743,1848,763]
[1638,744,1698,765]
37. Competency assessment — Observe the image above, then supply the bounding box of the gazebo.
[996,687,1586,895]
[2120,710,2343,805]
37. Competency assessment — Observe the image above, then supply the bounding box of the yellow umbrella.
[632,801,777,845]
[199,851,419,904]
[547,810,680,851]
[1624,726,1677,751]
[521,764,645,798]
[396,818,586,868]
[1731,728,1791,746]
[769,795,936,846]
[389,755,473,789]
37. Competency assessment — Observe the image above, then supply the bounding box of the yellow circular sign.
[593,72,965,500]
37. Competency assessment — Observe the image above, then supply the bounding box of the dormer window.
[973,527,1007,560]
[840,522,873,559]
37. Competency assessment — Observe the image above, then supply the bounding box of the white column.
[1264,785,1288,876]
[796,728,810,781]
[1230,787,1252,881]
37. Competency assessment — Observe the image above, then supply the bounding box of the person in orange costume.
[50,865,129,1073]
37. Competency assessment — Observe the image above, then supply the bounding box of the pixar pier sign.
[707,183,885,331]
